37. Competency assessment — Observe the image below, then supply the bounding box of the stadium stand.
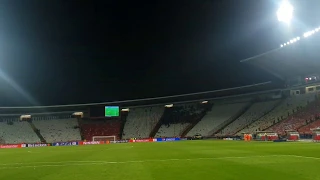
[299,118,320,134]
[186,102,248,137]
[267,95,319,135]
[241,93,315,134]
[154,102,208,138]
[0,118,40,144]
[122,106,164,139]
[32,115,81,143]
[79,119,121,141]
[218,100,280,136]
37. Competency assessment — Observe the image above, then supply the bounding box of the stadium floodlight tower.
[277,0,294,24]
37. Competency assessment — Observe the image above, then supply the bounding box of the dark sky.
[0,0,318,106]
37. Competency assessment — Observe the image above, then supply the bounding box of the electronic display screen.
[105,106,120,117]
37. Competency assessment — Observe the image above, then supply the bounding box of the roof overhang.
[241,34,320,80]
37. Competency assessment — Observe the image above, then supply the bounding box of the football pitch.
[1,140,320,180]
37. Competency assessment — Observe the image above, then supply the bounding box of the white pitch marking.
[0,155,291,169]
[286,155,320,160]
[0,155,319,170]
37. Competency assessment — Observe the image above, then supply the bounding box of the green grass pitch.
[1,140,320,180]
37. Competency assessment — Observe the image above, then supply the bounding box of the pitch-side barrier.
[0,138,188,149]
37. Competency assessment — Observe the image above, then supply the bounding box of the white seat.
[187,103,247,136]
[123,106,164,139]
[0,119,39,144]
[33,118,81,143]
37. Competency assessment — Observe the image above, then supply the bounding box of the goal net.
[92,136,116,142]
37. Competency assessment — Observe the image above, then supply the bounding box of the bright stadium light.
[302,28,320,38]
[279,28,318,48]
[277,0,294,24]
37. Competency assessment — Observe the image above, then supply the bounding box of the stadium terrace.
[0,77,320,145]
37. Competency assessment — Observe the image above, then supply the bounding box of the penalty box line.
[0,155,318,169]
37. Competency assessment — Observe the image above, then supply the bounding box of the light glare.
[277,1,294,24]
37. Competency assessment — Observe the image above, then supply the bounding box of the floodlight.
[284,43,287,45]
[165,104,173,108]
[280,44,283,47]
[277,0,294,24]
[297,37,300,40]
[290,40,293,43]
[20,115,31,121]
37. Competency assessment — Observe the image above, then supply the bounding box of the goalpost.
[92,136,116,142]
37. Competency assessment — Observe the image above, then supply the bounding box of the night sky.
[0,0,319,106]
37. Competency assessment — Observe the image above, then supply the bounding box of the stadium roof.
[0,81,281,113]
[1,80,319,114]
[240,34,320,80]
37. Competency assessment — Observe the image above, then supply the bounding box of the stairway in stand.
[211,101,254,136]
[233,98,285,135]
[149,109,166,138]
[77,118,85,140]
[180,104,213,137]
[28,121,46,143]
[119,111,129,139]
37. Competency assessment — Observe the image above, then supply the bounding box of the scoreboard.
[104,106,120,117]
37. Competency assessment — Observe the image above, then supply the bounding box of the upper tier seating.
[155,102,206,137]
[80,119,121,141]
[268,97,320,135]
[187,102,248,136]
[241,94,315,134]
[122,106,164,139]
[220,100,279,136]
[33,116,81,143]
[0,119,39,144]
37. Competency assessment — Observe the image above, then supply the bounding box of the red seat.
[80,120,121,141]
